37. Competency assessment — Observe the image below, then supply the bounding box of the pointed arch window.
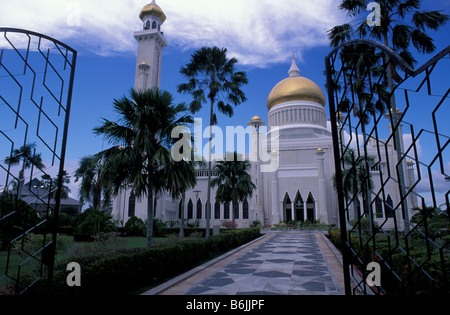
[385,195,395,218]
[233,202,239,220]
[144,20,150,30]
[178,200,183,220]
[243,200,249,219]
[128,192,136,217]
[152,21,157,29]
[215,201,221,219]
[197,198,202,219]
[224,202,230,219]
[187,199,193,219]
[375,197,383,218]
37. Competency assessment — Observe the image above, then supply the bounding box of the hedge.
[28,228,261,295]
[162,227,228,237]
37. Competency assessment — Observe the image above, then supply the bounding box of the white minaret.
[134,1,167,91]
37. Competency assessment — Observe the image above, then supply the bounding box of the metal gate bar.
[325,39,449,295]
[0,28,76,295]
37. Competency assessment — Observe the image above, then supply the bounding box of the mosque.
[111,1,417,230]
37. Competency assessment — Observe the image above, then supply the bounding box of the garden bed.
[327,226,450,295]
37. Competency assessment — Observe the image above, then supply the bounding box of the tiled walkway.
[183,233,341,295]
[144,231,344,296]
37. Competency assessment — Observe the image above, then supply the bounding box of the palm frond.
[412,10,450,31]
[410,29,436,53]
[328,24,353,48]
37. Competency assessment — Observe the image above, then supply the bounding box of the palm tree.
[328,0,449,64]
[166,154,198,237]
[74,156,111,210]
[328,0,449,134]
[332,149,375,218]
[177,46,248,238]
[41,171,71,200]
[94,88,194,246]
[328,0,449,139]
[211,152,256,229]
[4,143,45,198]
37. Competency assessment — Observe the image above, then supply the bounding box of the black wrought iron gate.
[0,28,76,295]
[326,39,449,295]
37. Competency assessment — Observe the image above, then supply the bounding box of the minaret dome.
[139,0,166,23]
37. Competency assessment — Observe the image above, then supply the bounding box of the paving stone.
[181,232,342,296]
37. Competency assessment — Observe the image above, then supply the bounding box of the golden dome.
[139,1,166,22]
[267,76,326,110]
[267,57,326,110]
[251,115,262,122]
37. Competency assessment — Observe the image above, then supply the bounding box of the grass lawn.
[0,235,194,292]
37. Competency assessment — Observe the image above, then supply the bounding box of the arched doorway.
[306,193,315,222]
[294,191,304,222]
[283,193,292,222]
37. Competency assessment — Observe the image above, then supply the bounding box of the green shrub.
[328,227,341,249]
[327,225,450,295]
[150,218,167,237]
[72,209,116,242]
[0,196,39,250]
[124,216,145,237]
[163,227,229,237]
[36,228,261,295]
[251,220,261,228]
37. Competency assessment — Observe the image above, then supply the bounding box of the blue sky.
[0,0,449,202]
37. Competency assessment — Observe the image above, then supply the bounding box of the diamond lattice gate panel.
[0,28,76,295]
[325,39,449,295]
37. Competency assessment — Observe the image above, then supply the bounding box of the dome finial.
[288,53,301,77]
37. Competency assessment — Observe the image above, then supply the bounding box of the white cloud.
[415,162,449,208]
[0,0,346,67]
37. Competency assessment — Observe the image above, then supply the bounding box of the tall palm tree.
[177,46,248,238]
[74,156,111,210]
[211,152,256,228]
[94,88,194,246]
[328,0,449,130]
[4,142,45,198]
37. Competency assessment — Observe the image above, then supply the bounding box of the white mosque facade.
[111,2,418,230]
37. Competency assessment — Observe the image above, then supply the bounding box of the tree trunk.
[17,168,24,199]
[180,192,185,237]
[146,189,154,246]
[205,99,214,239]
[382,32,410,234]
